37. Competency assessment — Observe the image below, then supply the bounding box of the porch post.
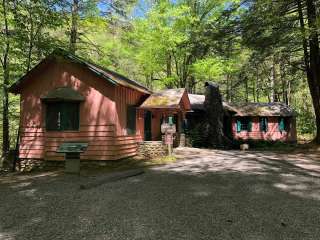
[179,111,186,147]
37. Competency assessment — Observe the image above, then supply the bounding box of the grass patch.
[147,156,177,165]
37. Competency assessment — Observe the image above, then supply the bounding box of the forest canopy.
[0,0,320,157]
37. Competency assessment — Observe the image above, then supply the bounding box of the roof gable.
[9,48,151,94]
[140,88,191,110]
[41,87,85,102]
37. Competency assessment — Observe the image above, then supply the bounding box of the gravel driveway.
[1,148,320,240]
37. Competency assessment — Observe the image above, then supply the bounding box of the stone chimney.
[204,82,231,148]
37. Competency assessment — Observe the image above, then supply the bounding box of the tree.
[0,0,65,164]
[0,0,11,160]
[128,0,242,91]
[69,0,79,53]
[241,0,320,141]
[301,0,320,142]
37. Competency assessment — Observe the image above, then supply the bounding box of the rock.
[240,144,249,151]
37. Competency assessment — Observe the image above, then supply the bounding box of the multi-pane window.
[259,117,268,132]
[236,117,252,132]
[46,102,80,131]
[126,105,136,135]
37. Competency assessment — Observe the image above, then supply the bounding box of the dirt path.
[1,148,320,240]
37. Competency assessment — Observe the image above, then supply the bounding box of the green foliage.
[0,0,318,151]
[293,86,316,135]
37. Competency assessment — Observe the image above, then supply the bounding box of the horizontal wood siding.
[114,86,147,138]
[231,116,297,142]
[18,59,149,162]
[19,125,140,161]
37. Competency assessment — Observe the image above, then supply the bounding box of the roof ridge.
[53,48,150,93]
[10,48,151,94]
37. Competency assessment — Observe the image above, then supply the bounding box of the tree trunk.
[256,70,260,102]
[297,0,320,142]
[165,53,174,89]
[252,74,256,102]
[26,9,34,72]
[244,76,249,102]
[69,0,79,54]
[230,76,234,102]
[226,74,229,101]
[1,0,10,161]
[270,57,276,102]
[306,0,320,142]
[166,53,171,78]
[280,60,288,104]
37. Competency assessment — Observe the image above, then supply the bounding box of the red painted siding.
[231,116,297,142]
[18,58,148,161]
[114,85,147,136]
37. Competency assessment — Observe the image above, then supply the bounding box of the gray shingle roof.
[188,94,295,117]
[230,102,295,117]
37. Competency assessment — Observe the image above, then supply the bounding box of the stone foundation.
[18,159,46,172]
[137,141,168,159]
[17,159,66,172]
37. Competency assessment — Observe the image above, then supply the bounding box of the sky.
[97,0,150,18]
[97,0,179,19]
[132,0,150,18]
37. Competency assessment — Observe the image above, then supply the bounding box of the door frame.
[144,110,152,141]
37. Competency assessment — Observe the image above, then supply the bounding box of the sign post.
[165,133,173,155]
[57,142,88,174]
[161,117,176,156]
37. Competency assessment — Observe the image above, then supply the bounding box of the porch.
[138,88,191,147]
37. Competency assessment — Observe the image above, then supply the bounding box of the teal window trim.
[236,120,241,133]
[248,119,252,132]
[259,117,268,132]
[279,117,286,132]
[236,117,252,132]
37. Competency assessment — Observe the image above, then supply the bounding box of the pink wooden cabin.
[188,95,297,143]
[9,49,190,162]
[228,103,297,142]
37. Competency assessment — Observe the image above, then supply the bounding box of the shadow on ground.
[1,148,320,240]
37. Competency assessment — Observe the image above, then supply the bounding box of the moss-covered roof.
[41,87,85,102]
[140,88,190,109]
[188,94,295,116]
[230,102,295,117]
